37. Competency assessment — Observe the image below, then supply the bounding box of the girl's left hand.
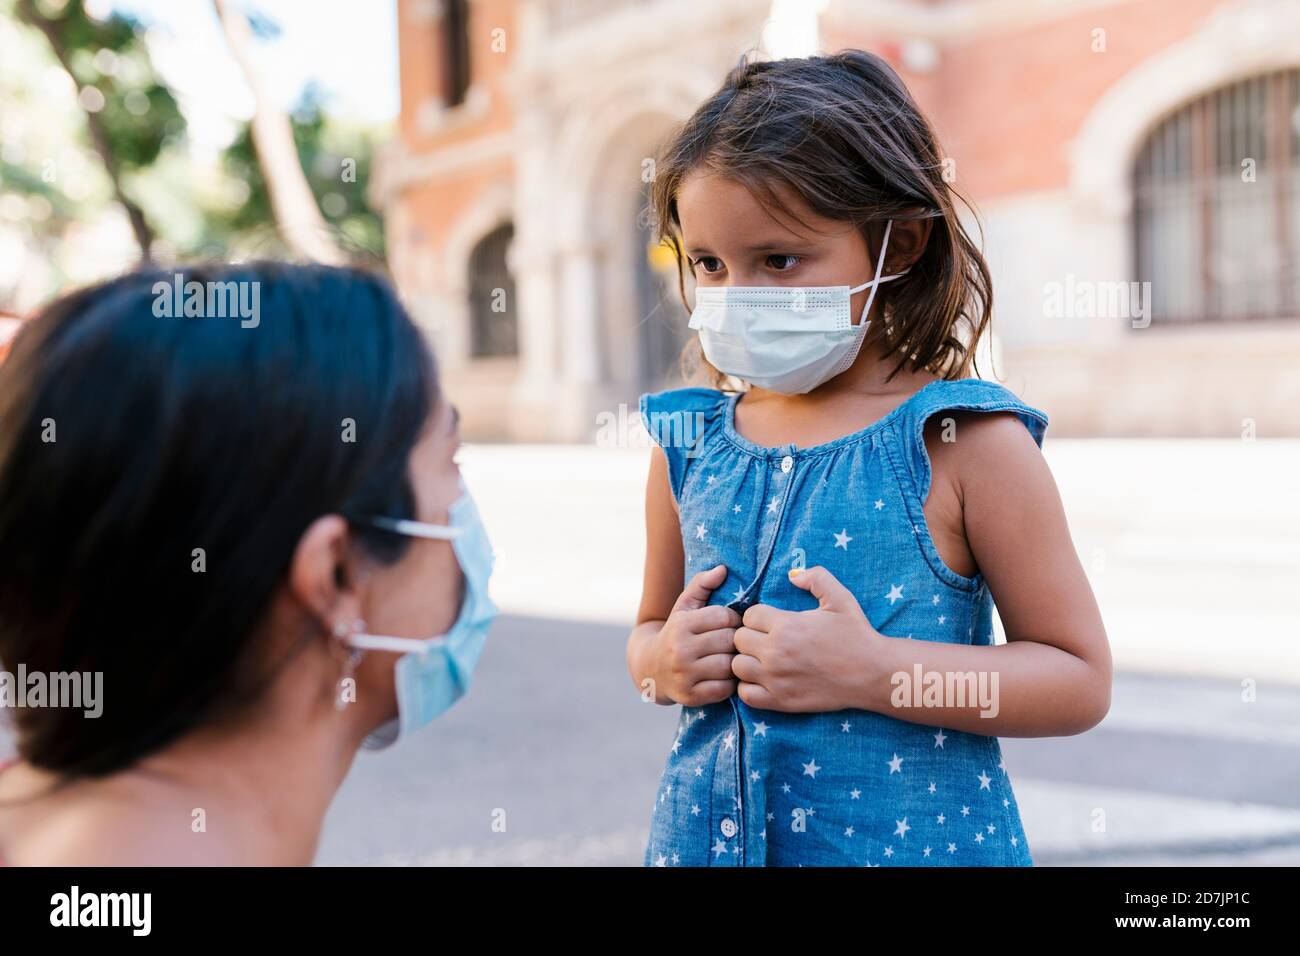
[732,566,889,712]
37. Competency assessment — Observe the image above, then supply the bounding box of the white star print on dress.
[637,380,1044,867]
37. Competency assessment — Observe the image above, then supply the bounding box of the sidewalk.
[458,438,1300,684]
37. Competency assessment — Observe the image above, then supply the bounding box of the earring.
[333,619,364,711]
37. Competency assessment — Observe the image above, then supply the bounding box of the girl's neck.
[731,344,941,450]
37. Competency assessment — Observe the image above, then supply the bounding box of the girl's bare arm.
[627,447,739,706]
[861,411,1111,736]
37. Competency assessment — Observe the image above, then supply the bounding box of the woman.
[0,262,496,865]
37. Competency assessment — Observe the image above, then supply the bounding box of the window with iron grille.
[1134,69,1300,323]
[469,224,518,358]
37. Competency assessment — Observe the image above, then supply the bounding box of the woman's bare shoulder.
[0,771,243,866]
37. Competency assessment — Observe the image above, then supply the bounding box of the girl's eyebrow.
[686,239,812,256]
[748,241,813,253]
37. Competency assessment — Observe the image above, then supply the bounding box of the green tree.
[212,84,384,259]
[13,0,186,260]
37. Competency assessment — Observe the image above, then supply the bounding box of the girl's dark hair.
[0,261,436,778]
[651,49,993,385]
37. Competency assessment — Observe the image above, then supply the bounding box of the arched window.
[1134,69,1299,323]
[468,224,518,358]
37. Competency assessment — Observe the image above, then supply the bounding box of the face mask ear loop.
[856,218,894,328]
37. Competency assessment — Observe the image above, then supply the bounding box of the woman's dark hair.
[651,49,993,385]
[0,261,436,778]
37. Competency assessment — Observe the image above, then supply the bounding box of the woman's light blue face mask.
[344,482,498,750]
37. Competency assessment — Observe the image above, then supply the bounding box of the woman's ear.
[288,514,362,633]
[879,216,932,271]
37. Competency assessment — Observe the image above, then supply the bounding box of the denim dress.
[638,378,1048,867]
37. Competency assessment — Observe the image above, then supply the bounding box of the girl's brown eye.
[767,255,800,271]
[691,257,723,274]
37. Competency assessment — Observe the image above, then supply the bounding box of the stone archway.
[537,67,722,431]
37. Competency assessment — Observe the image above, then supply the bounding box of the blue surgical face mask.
[345,483,498,750]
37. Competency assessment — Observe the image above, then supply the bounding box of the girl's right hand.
[648,564,741,706]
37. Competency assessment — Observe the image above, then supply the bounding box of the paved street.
[315,613,1300,866]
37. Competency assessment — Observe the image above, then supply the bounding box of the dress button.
[720,817,738,838]
[780,455,793,473]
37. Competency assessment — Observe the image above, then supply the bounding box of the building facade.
[375,0,1300,439]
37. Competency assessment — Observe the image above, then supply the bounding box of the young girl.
[625,51,1110,867]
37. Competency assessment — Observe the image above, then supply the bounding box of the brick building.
[373,0,1300,439]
